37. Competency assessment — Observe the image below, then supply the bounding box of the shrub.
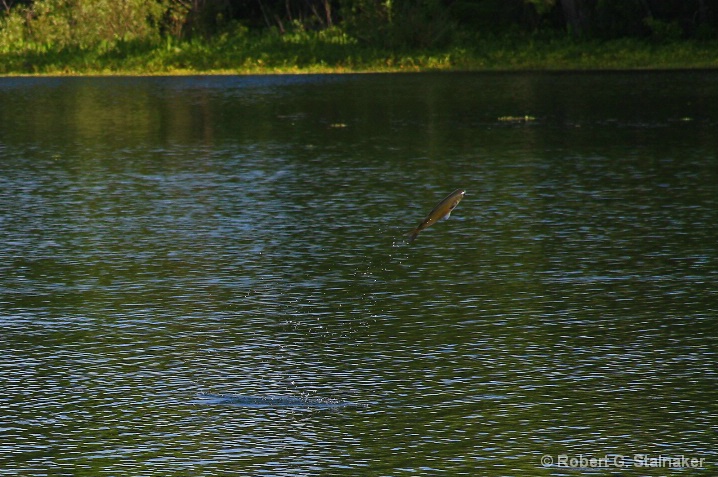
[0,0,172,52]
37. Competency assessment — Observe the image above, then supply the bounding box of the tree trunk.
[559,0,591,36]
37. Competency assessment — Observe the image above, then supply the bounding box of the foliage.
[0,0,169,52]
[1,0,718,73]
[339,0,456,48]
[644,17,683,42]
[2,28,718,75]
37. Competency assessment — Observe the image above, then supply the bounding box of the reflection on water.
[1,72,717,475]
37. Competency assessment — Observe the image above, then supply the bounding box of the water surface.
[1,72,717,475]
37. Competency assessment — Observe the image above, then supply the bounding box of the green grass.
[2,30,718,76]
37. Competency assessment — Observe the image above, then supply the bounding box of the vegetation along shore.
[1,0,717,75]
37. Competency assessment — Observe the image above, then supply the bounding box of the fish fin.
[441,211,451,221]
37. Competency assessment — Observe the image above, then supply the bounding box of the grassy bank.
[2,30,718,75]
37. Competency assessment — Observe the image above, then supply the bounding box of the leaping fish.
[407,188,465,243]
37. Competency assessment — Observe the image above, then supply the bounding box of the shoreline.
[2,37,717,77]
[3,65,718,78]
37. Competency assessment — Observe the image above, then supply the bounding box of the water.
[1,72,717,475]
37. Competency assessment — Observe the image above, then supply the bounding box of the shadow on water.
[192,393,367,409]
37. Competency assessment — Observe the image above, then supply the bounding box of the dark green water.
[1,72,717,476]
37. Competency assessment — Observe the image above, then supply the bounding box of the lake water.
[1,72,716,476]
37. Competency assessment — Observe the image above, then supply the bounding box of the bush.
[0,0,172,52]
[0,9,27,52]
[340,0,455,49]
[644,17,683,42]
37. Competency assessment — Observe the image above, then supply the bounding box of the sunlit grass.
[2,30,718,76]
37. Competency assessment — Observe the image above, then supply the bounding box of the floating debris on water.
[498,115,536,122]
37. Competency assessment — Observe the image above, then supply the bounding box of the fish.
[407,188,465,243]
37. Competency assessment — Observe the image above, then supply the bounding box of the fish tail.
[406,229,419,243]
